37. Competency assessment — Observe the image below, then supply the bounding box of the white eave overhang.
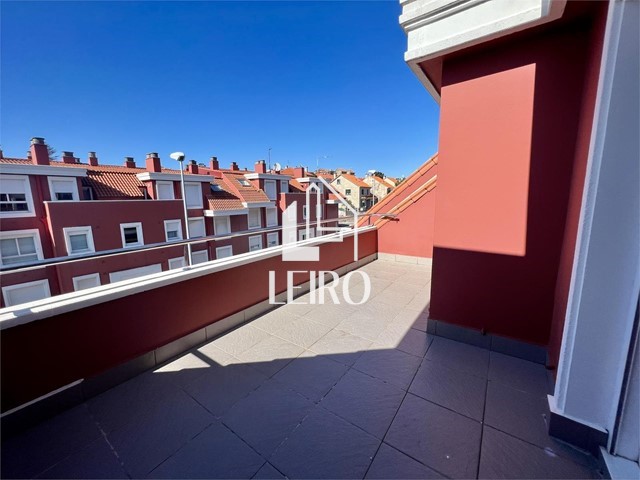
[0,164,88,177]
[244,173,292,181]
[204,208,249,217]
[297,177,322,184]
[399,0,567,103]
[243,201,275,209]
[136,172,213,183]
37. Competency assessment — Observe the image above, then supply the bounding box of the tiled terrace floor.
[2,259,602,479]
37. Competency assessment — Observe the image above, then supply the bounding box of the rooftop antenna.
[268,147,272,170]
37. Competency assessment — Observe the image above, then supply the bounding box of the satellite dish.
[273,162,282,172]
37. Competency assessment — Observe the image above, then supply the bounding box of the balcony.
[0,252,600,479]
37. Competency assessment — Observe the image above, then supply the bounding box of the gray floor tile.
[106,388,214,478]
[321,369,406,438]
[385,393,482,479]
[273,316,332,348]
[478,426,599,479]
[409,359,487,421]
[376,325,433,357]
[183,362,267,417]
[236,335,304,377]
[303,303,356,328]
[273,351,349,401]
[375,289,417,307]
[222,379,315,457]
[353,348,422,389]
[36,437,127,479]
[489,352,550,396]
[279,301,315,317]
[270,407,380,479]
[365,443,445,479]
[484,381,597,468]
[147,422,264,479]
[253,462,286,479]
[309,329,371,366]
[1,404,102,479]
[425,336,490,378]
[336,312,390,341]
[154,351,216,387]
[250,309,300,334]
[212,325,272,356]
[391,307,430,332]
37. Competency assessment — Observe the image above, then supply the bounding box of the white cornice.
[244,173,292,181]
[243,201,275,209]
[136,172,213,183]
[0,164,88,177]
[204,208,249,217]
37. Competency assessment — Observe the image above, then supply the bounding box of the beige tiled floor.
[1,260,602,479]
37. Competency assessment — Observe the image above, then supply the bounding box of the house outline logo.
[281,176,359,262]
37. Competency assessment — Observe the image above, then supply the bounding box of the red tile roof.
[222,172,270,204]
[206,178,246,210]
[288,179,305,193]
[339,174,370,188]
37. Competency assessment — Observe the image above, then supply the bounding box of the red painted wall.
[430,14,604,346]
[0,229,377,411]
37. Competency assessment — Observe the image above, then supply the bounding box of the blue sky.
[1,1,439,178]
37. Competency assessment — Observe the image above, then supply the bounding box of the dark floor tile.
[1,404,102,479]
[365,443,445,479]
[147,422,264,479]
[321,369,406,438]
[223,379,315,457]
[425,336,490,378]
[479,426,599,479]
[409,359,487,421]
[183,362,267,417]
[385,393,481,479]
[270,407,380,479]
[273,351,349,401]
[106,388,214,478]
[484,381,597,468]
[36,437,127,479]
[353,348,422,389]
[253,462,286,479]
[488,352,550,396]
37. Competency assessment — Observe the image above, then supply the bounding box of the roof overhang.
[244,173,292,181]
[0,164,88,177]
[204,208,249,217]
[136,172,213,183]
[243,201,275,209]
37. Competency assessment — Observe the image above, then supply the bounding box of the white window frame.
[156,181,175,200]
[164,219,183,242]
[191,250,209,265]
[188,217,206,238]
[214,216,231,235]
[264,180,277,200]
[63,226,96,255]
[109,264,162,283]
[280,180,289,194]
[185,182,203,208]
[0,229,44,266]
[2,279,51,307]
[0,174,35,218]
[168,256,186,269]
[298,229,308,241]
[72,273,101,292]
[266,207,278,227]
[302,205,308,220]
[266,232,279,247]
[248,235,263,252]
[216,245,233,259]
[316,204,323,219]
[47,176,80,201]
[120,222,144,248]
[248,209,261,229]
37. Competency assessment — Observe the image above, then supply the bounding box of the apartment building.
[0,139,337,307]
[330,173,373,214]
[363,173,394,204]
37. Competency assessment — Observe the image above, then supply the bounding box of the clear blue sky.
[1,1,439,178]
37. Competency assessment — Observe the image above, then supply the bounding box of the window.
[216,245,233,259]
[0,230,43,266]
[164,220,183,242]
[266,207,277,227]
[82,186,95,200]
[248,209,261,229]
[267,232,279,247]
[264,180,277,200]
[47,177,79,201]
[185,182,202,208]
[248,235,263,252]
[64,226,95,255]
[214,216,231,235]
[345,189,351,195]
[210,184,223,192]
[192,250,209,265]
[72,273,101,291]
[316,204,323,219]
[336,179,341,185]
[0,175,35,217]
[298,229,308,241]
[156,181,174,200]
[109,264,162,283]
[238,179,251,187]
[168,257,186,269]
[280,180,289,194]
[120,222,144,248]
[188,217,206,238]
[302,205,308,220]
[361,188,366,195]
[2,279,50,307]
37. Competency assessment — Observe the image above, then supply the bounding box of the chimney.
[0,148,3,159]
[209,156,219,170]
[230,161,239,171]
[62,151,77,164]
[255,160,267,174]
[30,137,49,165]
[145,152,161,172]
[187,160,199,174]
[124,156,136,168]
[88,152,99,166]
